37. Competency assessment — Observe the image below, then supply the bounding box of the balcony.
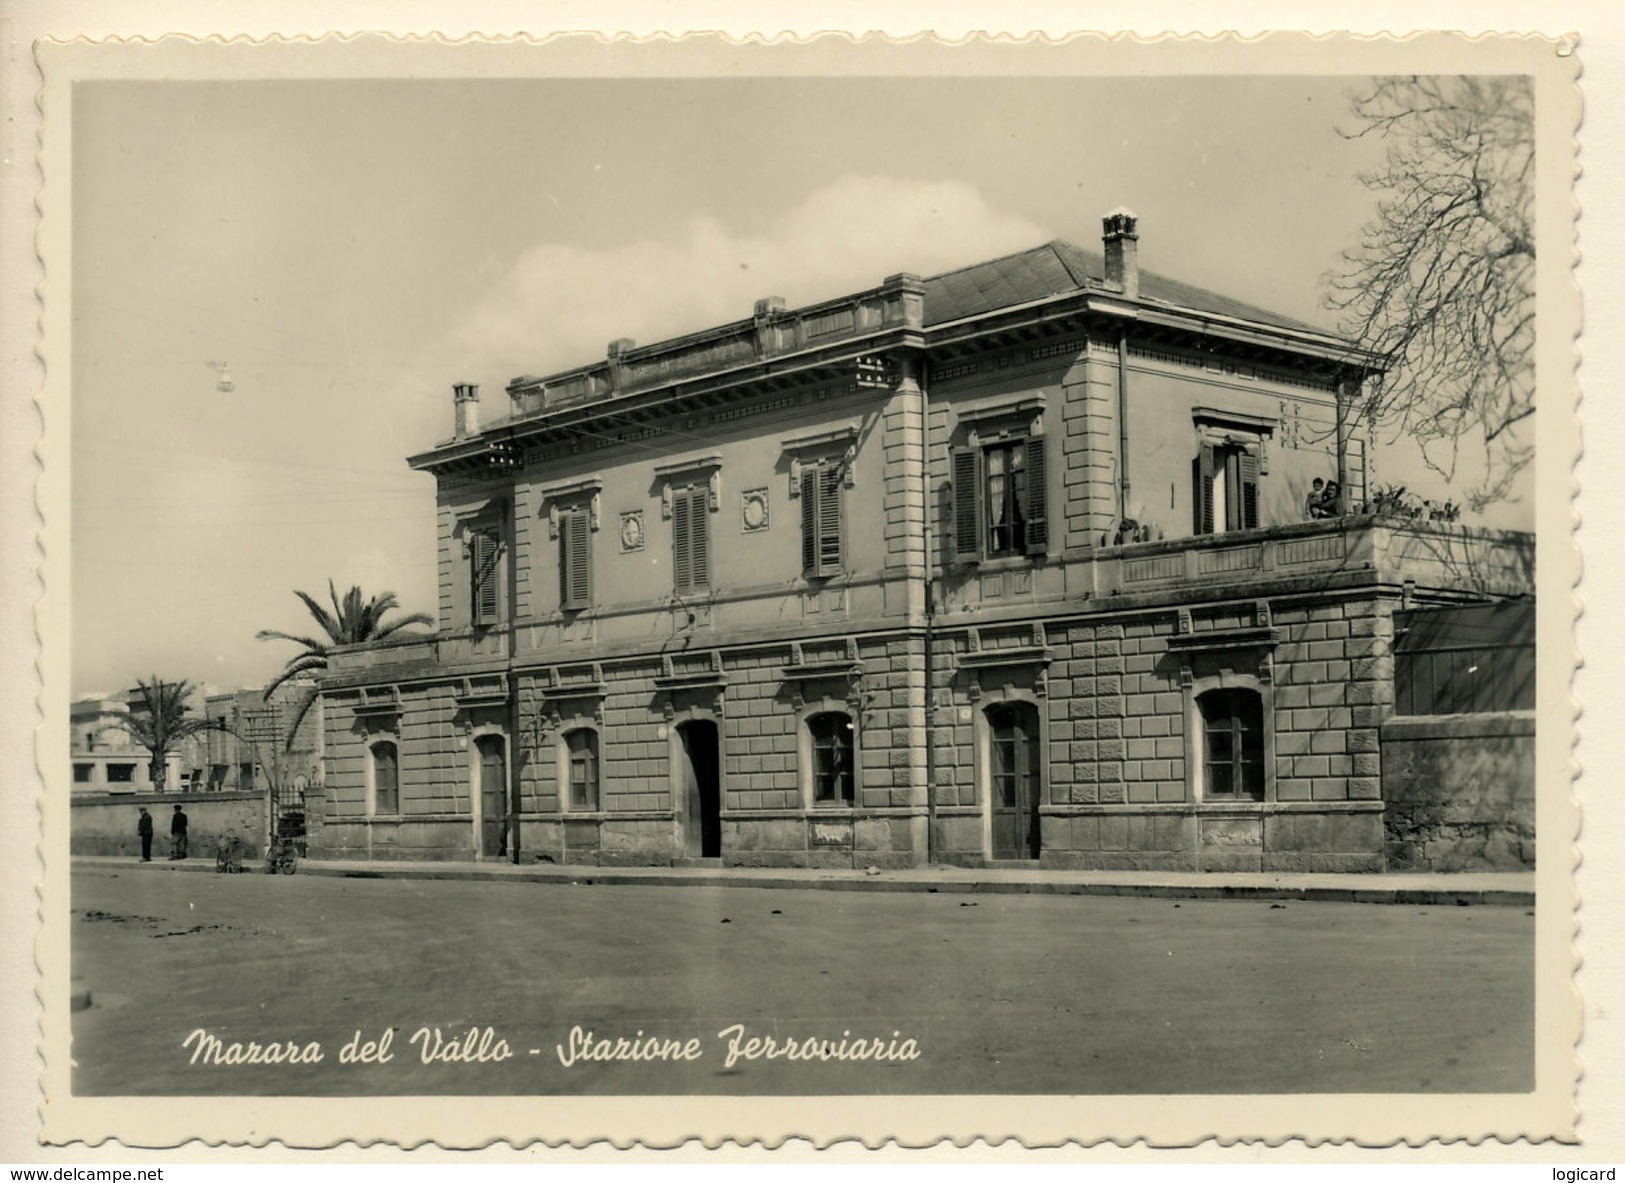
[1085,516,1534,602]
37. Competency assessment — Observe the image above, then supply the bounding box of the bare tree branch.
[1325,75,1535,510]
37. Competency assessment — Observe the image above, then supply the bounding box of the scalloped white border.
[3,13,1598,1164]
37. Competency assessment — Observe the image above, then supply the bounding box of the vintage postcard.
[17,23,1586,1155]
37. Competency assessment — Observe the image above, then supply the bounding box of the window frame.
[806,710,856,806]
[1196,687,1266,801]
[468,523,504,628]
[670,483,712,595]
[1196,442,1260,535]
[951,431,1049,563]
[557,504,594,612]
[562,726,601,812]
[1183,671,1276,804]
[799,459,845,579]
[369,738,400,816]
[796,698,862,810]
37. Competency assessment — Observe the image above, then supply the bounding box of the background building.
[313,211,1534,871]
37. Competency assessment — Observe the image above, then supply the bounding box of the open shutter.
[1196,445,1215,535]
[690,489,710,589]
[800,468,818,575]
[1239,450,1260,530]
[471,529,500,626]
[817,466,842,575]
[561,510,592,610]
[672,490,692,592]
[952,446,983,561]
[1023,435,1049,554]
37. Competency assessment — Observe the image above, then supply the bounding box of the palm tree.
[100,676,218,792]
[257,581,433,739]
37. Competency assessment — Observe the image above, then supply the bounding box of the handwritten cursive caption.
[181,1024,923,1070]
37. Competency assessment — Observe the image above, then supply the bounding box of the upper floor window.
[469,526,503,627]
[540,478,603,615]
[564,728,600,811]
[952,435,1049,562]
[1198,688,1264,801]
[558,506,593,612]
[671,485,711,594]
[1191,409,1274,536]
[807,712,854,805]
[1196,443,1259,534]
[800,461,844,578]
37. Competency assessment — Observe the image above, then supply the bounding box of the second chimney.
[453,382,481,439]
[1102,209,1140,300]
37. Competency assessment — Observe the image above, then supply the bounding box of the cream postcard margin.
[24,29,1582,1151]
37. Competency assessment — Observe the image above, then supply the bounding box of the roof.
[921,240,1331,337]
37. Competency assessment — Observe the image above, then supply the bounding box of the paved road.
[70,864,1533,1096]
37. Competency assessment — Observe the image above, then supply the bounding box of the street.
[70,864,1533,1095]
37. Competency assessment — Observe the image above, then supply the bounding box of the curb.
[75,856,1533,907]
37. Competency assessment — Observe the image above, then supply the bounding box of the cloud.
[434,176,1048,392]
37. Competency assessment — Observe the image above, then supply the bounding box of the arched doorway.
[987,701,1042,861]
[675,719,721,859]
[475,733,508,858]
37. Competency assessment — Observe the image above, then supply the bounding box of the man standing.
[136,807,153,862]
[170,803,189,860]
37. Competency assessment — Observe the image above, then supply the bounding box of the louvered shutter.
[471,529,500,626]
[561,510,592,610]
[952,446,983,561]
[1239,451,1260,530]
[800,468,818,575]
[1023,435,1049,553]
[672,489,692,592]
[1196,445,1215,535]
[687,489,710,590]
[817,466,842,575]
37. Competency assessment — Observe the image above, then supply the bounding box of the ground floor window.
[73,763,94,783]
[807,711,855,805]
[370,739,399,814]
[565,728,600,810]
[1198,687,1265,801]
[107,763,135,784]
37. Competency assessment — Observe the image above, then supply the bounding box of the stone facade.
[314,214,1535,871]
[1380,713,1536,871]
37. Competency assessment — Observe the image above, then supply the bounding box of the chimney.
[1102,208,1139,300]
[453,382,480,439]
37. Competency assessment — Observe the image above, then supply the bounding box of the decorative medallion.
[741,488,770,533]
[618,510,645,553]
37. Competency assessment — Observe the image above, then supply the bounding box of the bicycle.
[213,834,247,874]
[265,835,298,875]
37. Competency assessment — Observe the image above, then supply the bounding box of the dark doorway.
[677,719,722,858]
[988,702,1042,860]
[477,734,508,858]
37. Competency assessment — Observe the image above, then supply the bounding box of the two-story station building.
[312,211,1534,872]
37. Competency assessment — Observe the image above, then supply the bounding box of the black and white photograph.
[7,17,1600,1159]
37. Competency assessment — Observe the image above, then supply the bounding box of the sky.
[69,72,1534,699]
